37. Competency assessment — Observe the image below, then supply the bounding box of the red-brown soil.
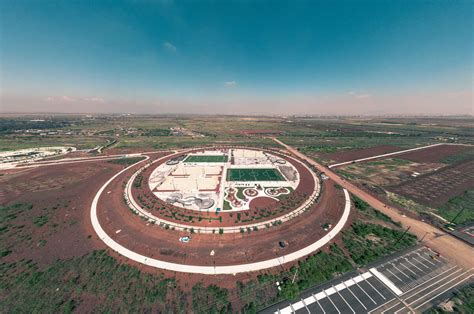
[396,144,472,163]
[388,159,474,207]
[0,161,122,267]
[321,145,402,163]
[0,147,349,294]
[98,174,345,266]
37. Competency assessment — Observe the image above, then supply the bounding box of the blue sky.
[1,0,472,114]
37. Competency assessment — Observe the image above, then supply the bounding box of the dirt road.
[273,138,474,269]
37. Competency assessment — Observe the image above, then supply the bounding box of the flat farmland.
[388,159,474,208]
[335,158,443,187]
[320,145,402,163]
[396,144,473,163]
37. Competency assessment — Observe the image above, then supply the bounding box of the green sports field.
[185,155,228,162]
[227,168,285,181]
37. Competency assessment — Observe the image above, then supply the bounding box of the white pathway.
[90,157,352,274]
[328,143,445,168]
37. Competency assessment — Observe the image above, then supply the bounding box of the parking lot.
[375,246,448,293]
[260,246,472,314]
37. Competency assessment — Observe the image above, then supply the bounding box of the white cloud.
[84,97,105,103]
[163,41,177,53]
[44,96,105,103]
[349,91,372,99]
[225,81,237,87]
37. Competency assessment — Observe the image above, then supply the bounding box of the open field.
[388,159,474,208]
[336,158,443,187]
[0,136,421,312]
[1,115,472,312]
[396,144,474,163]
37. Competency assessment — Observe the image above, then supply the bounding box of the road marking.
[334,285,355,314]
[413,273,473,310]
[413,254,435,268]
[385,266,406,283]
[413,255,437,271]
[365,277,388,300]
[400,269,472,312]
[399,261,419,276]
[370,268,403,296]
[404,265,458,294]
[313,294,326,314]
[289,303,295,313]
[352,278,377,304]
[405,257,427,273]
[301,299,310,313]
[392,263,414,279]
[343,281,367,310]
[323,290,340,314]
[378,267,463,314]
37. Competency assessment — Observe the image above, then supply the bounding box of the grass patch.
[1,250,187,312]
[441,148,474,164]
[192,283,231,314]
[107,156,145,165]
[223,200,232,211]
[32,215,48,227]
[437,189,474,225]
[343,222,417,266]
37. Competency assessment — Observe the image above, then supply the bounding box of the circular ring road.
[91,154,351,275]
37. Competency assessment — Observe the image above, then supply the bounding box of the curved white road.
[91,155,351,274]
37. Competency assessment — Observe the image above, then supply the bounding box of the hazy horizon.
[1,1,472,115]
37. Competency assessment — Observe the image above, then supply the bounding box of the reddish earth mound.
[322,145,401,163]
[249,196,278,211]
[396,145,472,163]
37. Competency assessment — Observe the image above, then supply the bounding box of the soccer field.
[227,168,285,181]
[185,155,228,162]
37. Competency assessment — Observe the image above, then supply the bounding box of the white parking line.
[343,281,367,310]
[370,268,403,296]
[301,299,310,313]
[414,274,473,310]
[392,263,414,279]
[404,258,425,273]
[365,277,388,299]
[313,294,326,314]
[385,267,406,282]
[352,278,377,304]
[411,255,434,272]
[334,285,355,314]
[380,299,409,314]
[400,261,420,276]
[415,252,436,267]
[398,269,472,313]
[324,290,341,314]
[413,254,436,270]
[379,268,464,314]
[402,265,460,297]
